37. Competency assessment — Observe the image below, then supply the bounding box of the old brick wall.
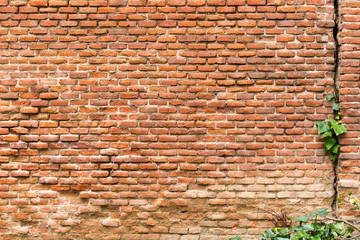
[0,0,355,239]
[337,0,360,220]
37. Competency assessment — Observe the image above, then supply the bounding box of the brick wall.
[0,0,357,239]
[338,0,360,220]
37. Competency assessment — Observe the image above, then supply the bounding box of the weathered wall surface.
[0,0,356,239]
[338,0,360,220]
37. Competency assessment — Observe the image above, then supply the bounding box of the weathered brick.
[29,0,47,6]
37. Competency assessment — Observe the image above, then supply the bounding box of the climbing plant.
[258,208,358,240]
[338,191,360,211]
[316,94,347,161]
[229,208,360,240]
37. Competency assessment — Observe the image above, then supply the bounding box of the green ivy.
[316,94,347,161]
[228,208,358,240]
[259,208,355,240]
[337,190,360,210]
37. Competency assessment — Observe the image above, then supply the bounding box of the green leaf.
[337,198,342,203]
[350,199,356,205]
[277,228,290,234]
[291,216,310,223]
[229,237,242,240]
[332,124,347,136]
[317,208,328,217]
[321,131,333,139]
[326,94,334,101]
[262,229,274,239]
[330,144,340,154]
[327,118,336,128]
[316,121,330,134]
[349,190,352,196]
[332,103,340,111]
[310,211,317,218]
[330,155,338,161]
[303,224,314,230]
[331,221,344,231]
[344,226,355,237]
[325,138,336,150]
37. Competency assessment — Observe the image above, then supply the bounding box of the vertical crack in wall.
[333,0,341,102]
[331,0,341,218]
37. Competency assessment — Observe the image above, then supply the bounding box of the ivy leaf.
[349,190,352,196]
[321,131,333,139]
[330,144,340,154]
[332,124,347,136]
[277,228,290,234]
[337,198,342,203]
[330,155,338,161]
[325,138,336,150]
[316,121,329,134]
[291,216,310,223]
[301,224,314,231]
[326,94,334,101]
[332,103,340,111]
[344,226,355,237]
[317,208,328,217]
[327,118,336,128]
[309,211,317,218]
[331,221,344,231]
[262,229,274,239]
[229,237,242,240]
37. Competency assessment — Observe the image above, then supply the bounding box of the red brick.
[168,0,186,6]
[11,171,29,177]
[247,0,266,5]
[29,0,47,6]
[39,92,58,99]
[20,107,39,114]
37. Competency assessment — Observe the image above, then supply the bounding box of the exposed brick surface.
[337,0,360,220]
[0,0,355,239]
